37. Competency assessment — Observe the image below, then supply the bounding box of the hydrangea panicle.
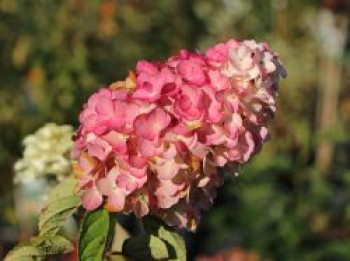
[72,39,286,230]
[14,123,73,183]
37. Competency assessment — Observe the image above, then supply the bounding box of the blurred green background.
[0,0,349,260]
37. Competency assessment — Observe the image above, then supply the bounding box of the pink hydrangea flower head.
[72,38,286,230]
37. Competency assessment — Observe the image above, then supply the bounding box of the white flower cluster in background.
[14,123,74,183]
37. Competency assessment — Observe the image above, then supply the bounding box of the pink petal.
[106,188,126,212]
[102,130,128,154]
[111,89,129,101]
[79,153,97,175]
[226,95,240,112]
[133,67,174,102]
[109,101,126,129]
[133,199,150,218]
[96,168,119,196]
[190,142,209,159]
[153,158,180,180]
[178,132,198,149]
[157,194,180,209]
[224,113,242,138]
[242,132,255,162]
[124,103,142,131]
[177,60,206,86]
[125,163,147,179]
[203,125,225,146]
[96,95,114,119]
[174,86,203,120]
[205,43,229,66]
[162,143,177,159]
[81,187,103,211]
[159,67,175,84]
[136,60,158,75]
[139,139,163,157]
[214,154,228,167]
[80,112,97,132]
[135,108,170,141]
[86,133,112,161]
[132,83,158,101]
[129,154,148,169]
[208,70,230,91]
[155,180,183,208]
[116,174,139,193]
[202,86,223,123]
[156,180,179,196]
[77,176,93,190]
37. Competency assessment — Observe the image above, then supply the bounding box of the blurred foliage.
[0,0,349,260]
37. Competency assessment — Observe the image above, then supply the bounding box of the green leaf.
[39,177,80,236]
[4,235,73,261]
[44,176,78,205]
[39,197,79,235]
[144,216,186,261]
[122,234,169,260]
[157,226,186,261]
[4,245,42,261]
[79,208,110,261]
